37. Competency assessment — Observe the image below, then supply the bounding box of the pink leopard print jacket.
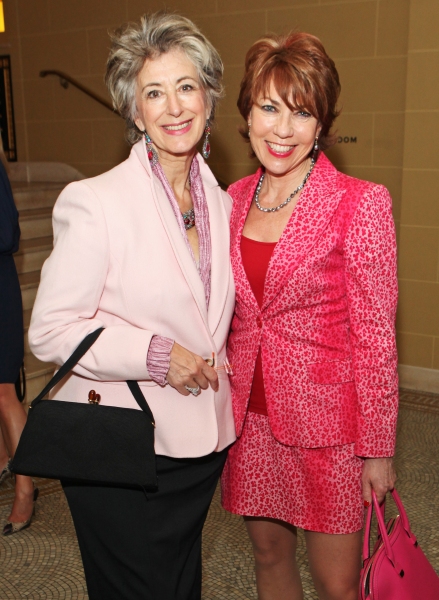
[227,153,398,457]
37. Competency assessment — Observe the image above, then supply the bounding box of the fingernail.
[364,500,371,508]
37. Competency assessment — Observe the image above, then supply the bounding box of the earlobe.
[206,103,213,123]
[134,117,144,132]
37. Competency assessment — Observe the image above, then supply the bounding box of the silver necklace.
[254,158,315,213]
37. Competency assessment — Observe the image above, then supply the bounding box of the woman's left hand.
[361,457,396,506]
[166,342,219,396]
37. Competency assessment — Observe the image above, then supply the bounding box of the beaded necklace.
[254,158,315,213]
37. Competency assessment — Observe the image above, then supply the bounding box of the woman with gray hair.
[28,12,235,600]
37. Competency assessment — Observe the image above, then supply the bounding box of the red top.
[240,235,277,415]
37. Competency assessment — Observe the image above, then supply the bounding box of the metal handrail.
[39,69,229,189]
[40,70,118,115]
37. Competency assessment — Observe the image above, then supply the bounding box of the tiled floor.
[0,389,438,599]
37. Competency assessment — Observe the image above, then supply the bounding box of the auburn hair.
[238,32,341,151]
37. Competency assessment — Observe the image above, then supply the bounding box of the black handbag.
[11,328,157,490]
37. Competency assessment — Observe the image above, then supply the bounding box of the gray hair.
[105,12,224,145]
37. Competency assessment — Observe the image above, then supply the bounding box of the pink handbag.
[359,489,439,599]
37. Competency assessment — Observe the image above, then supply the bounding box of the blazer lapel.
[230,170,262,315]
[132,142,209,328]
[198,158,231,335]
[262,154,345,311]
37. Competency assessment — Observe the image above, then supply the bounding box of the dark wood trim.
[0,55,17,161]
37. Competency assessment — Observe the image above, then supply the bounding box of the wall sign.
[337,136,357,144]
[0,55,16,161]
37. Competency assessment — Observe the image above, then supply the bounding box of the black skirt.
[63,449,228,600]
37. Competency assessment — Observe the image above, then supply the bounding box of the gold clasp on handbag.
[88,390,101,404]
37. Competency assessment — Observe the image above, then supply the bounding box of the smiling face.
[134,49,210,163]
[248,80,321,179]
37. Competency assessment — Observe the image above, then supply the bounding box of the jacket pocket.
[306,358,354,385]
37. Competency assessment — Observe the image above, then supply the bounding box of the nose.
[274,111,294,139]
[166,91,183,117]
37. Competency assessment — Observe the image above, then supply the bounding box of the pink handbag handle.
[363,489,416,568]
[362,502,375,562]
[362,492,387,562]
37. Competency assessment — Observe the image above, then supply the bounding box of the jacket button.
[256,316,262,328]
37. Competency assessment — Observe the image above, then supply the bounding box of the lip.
[161,119,193,135]
[265,141,295,158]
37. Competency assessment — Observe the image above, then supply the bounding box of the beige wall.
[0,0,438,377]
[397,0,439,372]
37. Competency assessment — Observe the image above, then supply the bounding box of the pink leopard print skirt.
[221,412,364,534]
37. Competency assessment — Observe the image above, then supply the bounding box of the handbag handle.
[362,492,387,562]
[363,489,416,568]
[30,328,155,425]
[362,502,375,563]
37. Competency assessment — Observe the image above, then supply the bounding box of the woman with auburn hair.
[222,32,398,599]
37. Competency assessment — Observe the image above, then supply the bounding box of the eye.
[180,83,195,92]
[296,110,312,118]
[261,104,277,113]
[146,89,161,99]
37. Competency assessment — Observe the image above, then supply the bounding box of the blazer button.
[256,316,262,328]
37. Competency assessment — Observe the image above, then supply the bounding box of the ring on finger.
[184,385,201,396]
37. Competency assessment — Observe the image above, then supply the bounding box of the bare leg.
[305,529,362,600]
[0,383,34,522]
[0,428,9,471]
[245,517,303,600]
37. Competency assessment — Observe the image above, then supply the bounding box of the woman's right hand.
[166,342,219,396]
[362,457,396,505]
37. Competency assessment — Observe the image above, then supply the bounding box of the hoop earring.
[202,121,211,160]
[144,131,158,167]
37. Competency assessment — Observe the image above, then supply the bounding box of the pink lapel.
[132,142,231,337]
[132,142,208,328]
[262,154,344,311]
[230,169,263,315]
[197,157,232,335]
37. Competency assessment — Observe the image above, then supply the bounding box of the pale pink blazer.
[29,140,236,458]
[227,153,398,458]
